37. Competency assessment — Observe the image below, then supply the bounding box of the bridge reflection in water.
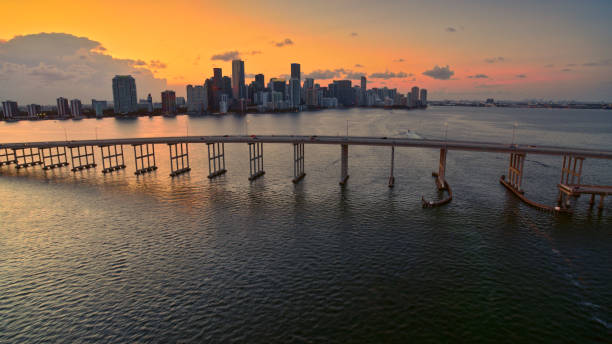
[1,135,611,214]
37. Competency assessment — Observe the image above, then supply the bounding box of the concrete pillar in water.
[339,144,349,185]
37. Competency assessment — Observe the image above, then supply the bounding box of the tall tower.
[232,59,245,99]
[112,75,137,114]
[56,97,70,117]
[411,86,420,107]
[291,63,301,84]
[361,76,367,91]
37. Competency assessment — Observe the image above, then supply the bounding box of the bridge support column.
[0,148,17,166]
[435,148,448,190]
[70,146,96,171]
[133,144,157,175]
[41,146,69,170]
[168,143,190,177]
[13,148,42,169]
[207,142,227,179]
[99,145,126,174]
[339,144,349,185]
[248,142,265,181]
[557,155,584,209]
[506,152,526,193]
[292,143,305,184]
[598,194,605,210]
[388,146,395,187]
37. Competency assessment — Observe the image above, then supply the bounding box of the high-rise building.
[361,76,367,91]
[291,63,301,83]
[254,74,265,91]
[112,75,138,114]
[420,89,427,106]
[70,99,82,117]
[269,78,286,98]
[57,97,70,117]
[27,104,41,118]
[161,90,177,114]
[92,99,107,117]
[332,80,354,107]
[222,76,232,99]
[147,94,153,112]
[186,84,208,113]
[232,59,246,99]
[411,86,420,107]
[2,101,18,119]
[289,78,301,108]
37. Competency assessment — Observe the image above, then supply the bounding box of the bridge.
[1,135,611,213]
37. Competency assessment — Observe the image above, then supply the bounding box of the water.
[1,107,611,342]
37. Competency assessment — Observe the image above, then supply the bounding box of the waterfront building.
[254,74,265,91]
[70,99,82,117]
[2,101,19,119]
[289,78,301,108]
[187,84,208,113]
[27,104,41,118]
[161,90,177,114]
[320,97,338,108]
[291,63,301,87]
[360,76,367,91]
[219,94,228,113]
[57,97,70,117]
[232,59,246,99]
[411,86,420,107]
[269,78,287,99]
[147,94,153,112]
[112,75,138,114]
[420,89,428,106]
[332,80,354,107]
[91,99,107,117]
[176,97,186,106]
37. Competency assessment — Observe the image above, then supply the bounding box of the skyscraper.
[112,75,138,114]
[254,74,265,91]
[56,97,69,117]
[332,80,354,107]
[70,99,82,117]
[232,59,245,99]
[161,90,177,114]
[289,78,301,108]
[361,76,367,91]
[187,84,208,113]
[420,89,427,106]
[92,100,107,117]
[291,63,301,84]
[27,104,41,118]
[2,101,18,119]
[411,86,420,107]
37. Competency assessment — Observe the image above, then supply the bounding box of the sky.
[1,0,611,104]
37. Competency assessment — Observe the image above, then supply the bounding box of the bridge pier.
[133,144,157,175]
[207,142,227,179]
[13,148,42,169]
[168,143,190,177]
[99,145,126,174]
[557,155,584,209]
[506,152,526,193]
[292,143,305,183]
[435,148,448,190]
[388,146,395,187]
[41,146,69,170]
[70,146,97,171]
[0,148,17,166]
[248,142,265,181]
[339,144,349,185]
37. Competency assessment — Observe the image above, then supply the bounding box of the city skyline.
[1,0,611,103]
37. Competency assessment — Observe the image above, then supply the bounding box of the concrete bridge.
[1,135,611,213]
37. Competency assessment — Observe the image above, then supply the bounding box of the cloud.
[249,50,262,55]
[422,65,455,80]
[148,60,167,69]
[354,64,364,68]
[0,32,166,103]
[566,63,576,67]
[303,69,340,79]
[445,27,457,32]
[211,50,240,61]
[274,38,294,47]
[349,32,358,37]
[344,71,365,80]
[516,74,527,78]
[583,59,612,67]
[369,70,410,79]
[467,74,489,79]
[484,57,505,63]
[561,68,572,72]
[544,64,554,68]
[393,58,405,62]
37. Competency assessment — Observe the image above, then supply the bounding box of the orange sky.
[1,0,611,101]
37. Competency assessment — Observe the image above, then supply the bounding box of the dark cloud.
[0,32,166,103]
[582,59,612,67]
[344,71,365,80]
[350,32,358,37]
[467,74,489,79]
[484,57,505,63]
[561,68,572,72]
[475,83,504,89]
[249,50,262,55]
[303,69,340,79]
[369,71,410,79]
[393,58,405,62]
[274,38,294,47]
[354,64,364,68]
[516,74,527,78]
[149,60,167,69]
[211,51,240,61]
[445,27,457,32]
[422,65,454,80]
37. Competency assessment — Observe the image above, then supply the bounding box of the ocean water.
[0,106,611,342]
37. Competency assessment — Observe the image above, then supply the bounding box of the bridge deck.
[559,184,612,196]
[1,135,612,160]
